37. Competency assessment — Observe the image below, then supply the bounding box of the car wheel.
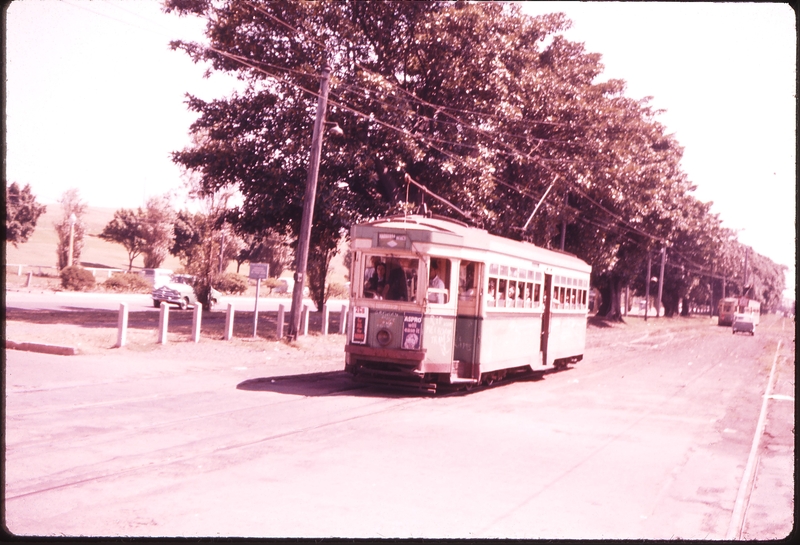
[209,298,217,310]
[179,297,189,310]
[153,300,161,308]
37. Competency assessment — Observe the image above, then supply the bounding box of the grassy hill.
[5,204,349,284]
[4,205,183,272]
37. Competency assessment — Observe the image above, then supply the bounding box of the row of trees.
[5,183,293,305]
[162,0,785,317]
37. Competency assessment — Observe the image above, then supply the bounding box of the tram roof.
[353,214,591,273]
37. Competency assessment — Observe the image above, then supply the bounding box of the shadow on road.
[236,371,418,398]
[237,368,554,398]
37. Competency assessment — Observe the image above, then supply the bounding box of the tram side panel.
[545,311,588,366]
[479,312,543,374]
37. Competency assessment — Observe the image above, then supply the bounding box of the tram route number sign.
[402,312,422,350]
[248,263,269,280]
[352,306,369,344]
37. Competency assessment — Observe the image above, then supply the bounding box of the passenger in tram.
[386,263,408,301]
[487,278,497,307]
[428,259,446,303]
[366,262,389,299]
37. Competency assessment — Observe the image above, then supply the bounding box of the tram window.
[362,254,419,302]
[498,279,507,305]
[524,282,532,308]
[534,283,541,306]
[571,289,577,309]
[487,278,497,307]
[458,261,477,302]
[582,290,587,307]
[427,258,450,304]
[559,286,565,306]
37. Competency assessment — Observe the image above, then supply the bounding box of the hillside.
[4,204,349,283]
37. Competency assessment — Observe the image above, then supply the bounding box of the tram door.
[453,261,482,379]
[540,273,552,366]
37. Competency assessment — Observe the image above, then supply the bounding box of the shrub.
[104,272,151,293]
[215,272,249,295]
[60,266,96,291]
[326,282,350,299]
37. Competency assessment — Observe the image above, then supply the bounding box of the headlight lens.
[376,329,392,346]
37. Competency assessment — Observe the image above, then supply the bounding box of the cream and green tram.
[344,215,592,393]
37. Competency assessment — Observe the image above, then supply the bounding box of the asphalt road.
[3,313,794,539]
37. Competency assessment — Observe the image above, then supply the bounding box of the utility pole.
[645,252,652,321]
[288,65,332,340]
[657,246,666,317]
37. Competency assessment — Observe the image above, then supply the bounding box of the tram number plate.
[352,306,369,344]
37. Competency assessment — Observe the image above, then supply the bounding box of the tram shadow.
[237,368,560,398]
[236,371,418,398]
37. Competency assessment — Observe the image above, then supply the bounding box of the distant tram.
[344,215,592,392]
[718,297,761,327]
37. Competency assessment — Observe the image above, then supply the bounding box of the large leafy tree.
[165,0,785,318]
[99,208,146,272]
[141,196,177,269]
[5,182,46,247]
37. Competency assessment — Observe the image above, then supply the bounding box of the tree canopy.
[165,0,786,315]
[5,182,46,247]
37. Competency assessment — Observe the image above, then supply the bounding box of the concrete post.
[25,272,33,287]
[321,304,329,336]
[301,305,309,336]
[224,303,235,340]
[192,303,202,343]
[116,303,128,348]
[277,304,285,340]
[339,305,348,335]
[158,302,169,344]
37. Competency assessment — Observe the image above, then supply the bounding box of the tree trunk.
[599,276,624,321]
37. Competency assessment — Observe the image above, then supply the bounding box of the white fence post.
[301,305,309,336]
[158,302,169,344]
[192,303,202,343]
[321,304,329,336]
[339,305,348,335]
[116,303,128,348]
[277,304,285,340]
[224,303,235,340]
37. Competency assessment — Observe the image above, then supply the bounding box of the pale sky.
[4,1,796,297]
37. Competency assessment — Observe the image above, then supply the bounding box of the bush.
[104,272,151,293]
[215,272,249,295]
[326,282,350,299]
[60,266,96,291]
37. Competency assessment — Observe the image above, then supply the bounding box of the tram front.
[343,219,463,393]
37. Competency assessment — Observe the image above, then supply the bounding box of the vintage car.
[152,274,220,310]
[732,313,756,335]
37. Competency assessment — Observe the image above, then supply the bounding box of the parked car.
[152,274,220,310]
[732,313,755,335]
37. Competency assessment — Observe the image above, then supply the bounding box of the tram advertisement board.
[402,312,422,350]
[352,306,368,344]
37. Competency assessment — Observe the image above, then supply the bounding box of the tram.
[343,214,592,392]
[718,297,761,327]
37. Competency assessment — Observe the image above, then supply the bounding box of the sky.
[4,1,796,297]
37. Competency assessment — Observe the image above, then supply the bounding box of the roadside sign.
[249,263,269,280]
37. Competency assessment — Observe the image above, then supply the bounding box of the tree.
[6,182,47,247]
[99,208,146,272]
[140,195,177,269]
[164,1,783,320]
[54,188,87,270]
[235,230,293,277]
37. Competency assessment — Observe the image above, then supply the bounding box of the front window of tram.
[362,255,419,302]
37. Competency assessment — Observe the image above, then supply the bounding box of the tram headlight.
[376,329,392,346]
